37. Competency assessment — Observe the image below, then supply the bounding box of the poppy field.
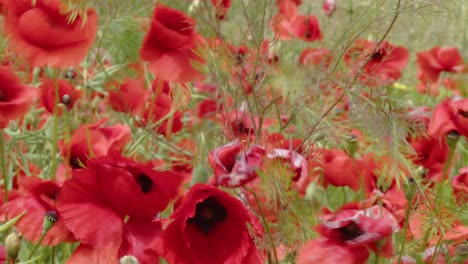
[0,0,467,263]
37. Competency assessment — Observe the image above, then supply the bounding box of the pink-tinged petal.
[57,170,123,248]
[297,238,369,264]
[208,139,242,177]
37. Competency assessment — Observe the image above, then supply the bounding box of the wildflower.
[297,238,369,264]
[140,3,205,83]
[157,184,264,264]
[208,140,265,188]
[344,39,409,86]
[211,0,231,20]
[61,120,132,170]
[451,167,468,204]
[108,78,149,115]
[0,66,34,128]
[428,97,468,139]
[139,80,183,136]
[4,176,74,245]
[417,46,465,84]
[57,155,183,263]
[39,78,81,115]
[3,0,97,67]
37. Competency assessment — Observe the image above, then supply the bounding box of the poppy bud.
[5,232,21,261]
[61,94,71,105]
[43,211,58,234]
[446,130,460,149]
[345,134,358,156]
[453,243,468,263]
[120,255,139,264]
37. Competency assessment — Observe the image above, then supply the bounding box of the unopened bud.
[61,94,71,105]
[447,130,460,148]
[120,255,139,264]
[345,134,358,156]
[43,211,58,234]
[455,243,468,256]
[5,232,21,260]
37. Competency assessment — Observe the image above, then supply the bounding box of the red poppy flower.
[3,0,98,68]
[4,176,74,245]
[297,238,369,264]
[271,1,322,42]
[139,84,183,136]
[0,65,34,128]
[416,46,465,84]
[428,98,468,139]
[292,15,323,42]
[299,48,333,68]
[140,3,205,83]
[451,167,468,204]
[220,108,258,139]
[266,148,308,183]
[197,98,222,118]
[211,0,231,20]
[57,155,183,263]
[40,78,80,115]
[61,120,132,170]
[409,205,468,246]
[156,184,264,264]
[208,140,265,188]
[316,207,395,257]
[108,78,149,115]
[318,149,377,192]
[344,39,409,86]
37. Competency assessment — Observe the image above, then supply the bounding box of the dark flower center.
[69,157,83,169]
[458,110,468,118]
[187,196,227,234]
[0,90,4,101]
[136,174,153,194]
[371,49,386,62]
[339,222,364,241]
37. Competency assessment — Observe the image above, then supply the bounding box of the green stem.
[296,0,402,151]
[51,246,55,264]
[243,186,279,264]
[49,69,60,180]
[28,232,46,260]
[0,129,8,203]
[396,183,416,264]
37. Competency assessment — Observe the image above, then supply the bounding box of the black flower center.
[69,157,83,169]
[458,110,468,118]
[339,222,364,241]
[187,197,227,234]
[371,49,386,63]
[136,174,153,194]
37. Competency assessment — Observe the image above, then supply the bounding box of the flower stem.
[0,129,8,203]
[243,186,279,264]
[27,232,46,260]
[396,182,416,264]
[49,69,60,180]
